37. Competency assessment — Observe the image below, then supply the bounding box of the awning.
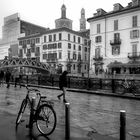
[107,60,140,68]
[123,61,140,68]
[107,61,123,68]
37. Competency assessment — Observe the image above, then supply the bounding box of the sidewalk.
[0,113,118,140]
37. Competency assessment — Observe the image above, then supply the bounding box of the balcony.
[46,58,58,63]
[93,56,103,61]
[110,39,121,45]
[128,52,140,59]
[35,52,40,57]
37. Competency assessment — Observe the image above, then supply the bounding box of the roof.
[18,27,90,40]
[20,20,49,30]
[87,5,140,22]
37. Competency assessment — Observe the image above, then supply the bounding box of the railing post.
[38,75,40,85]
[65,102,70,140]
[100,79,102,89]
[112,78,115,93]
[26,75,28,84]
[52,76,54,86]
[120,110,126,140]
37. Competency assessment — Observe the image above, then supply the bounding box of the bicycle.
[16,84,57,136]
[116,79,140,96]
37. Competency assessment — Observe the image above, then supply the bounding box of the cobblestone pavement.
[0,84,140,140]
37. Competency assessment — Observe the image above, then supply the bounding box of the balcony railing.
[93,56,103,61]
[128,52,140,59]
[110,39,121,45]
[46,58,58,63]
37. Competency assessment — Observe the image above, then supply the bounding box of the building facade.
[0,13,49,59]
[87,0,140,75]
[18,5,90,75]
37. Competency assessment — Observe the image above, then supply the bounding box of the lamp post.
[88,40,91,79]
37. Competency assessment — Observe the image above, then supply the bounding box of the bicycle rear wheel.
[16,99,27,125]
[36,104,57,136]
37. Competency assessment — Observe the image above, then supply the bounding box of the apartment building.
[87,0,140,75]
[18,5,90,75]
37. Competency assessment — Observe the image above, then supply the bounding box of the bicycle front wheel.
[36,104,57,136]
[16,99,27,125]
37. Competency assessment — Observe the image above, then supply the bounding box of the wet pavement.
[0,84,140,139]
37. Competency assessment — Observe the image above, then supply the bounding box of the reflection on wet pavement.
[0,85,140,140]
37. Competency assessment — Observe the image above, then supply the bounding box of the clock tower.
[80,8,86,31]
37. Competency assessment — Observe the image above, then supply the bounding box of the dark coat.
[59,71,68,90]
[5,71,11,82]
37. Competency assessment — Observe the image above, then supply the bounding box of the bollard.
[65,102,70,140]
[120,110,126,140]
[29,97,36,129]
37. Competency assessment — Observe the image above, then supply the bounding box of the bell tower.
[80,8,86,31]
[61,4,66,18]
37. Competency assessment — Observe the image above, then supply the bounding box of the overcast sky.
[0,0,130,38]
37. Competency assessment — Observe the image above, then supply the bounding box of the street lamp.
[88,40,91,79]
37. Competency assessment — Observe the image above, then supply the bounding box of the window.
[114,20,118,31]
[85,54,87,61]
[36,38,40,43]
[73,44,76,50]
[97,24,100,33]
[114,33,120,40]
[68,51,70,59]
[130,30,139,39]
[43,54,48,59]
[59,33,62,40]
[85,65,87,70]
[95,48,101,58]
[53,34,56,41]
[73,52,77,60]
[78,45,81,51]
[68,34,70,41]
[95,36,102,43]
[73,64,75,70]
[78,53,81,60]
[59,52,62,59]
[19,41,23,45]
[132,44,137,55]
[43,45,48,50]
[112,46,120,55]
[68,43,71,49]
[78,37,81,43]
[85,47,87,52]
[49,35,52,42]
[73,36,76,42]
[58,43,62,48]
[84,39,88,45]
[44,36,46,42]
[27,39,30,44]
[31,39,35,44]
[132,16,137,27]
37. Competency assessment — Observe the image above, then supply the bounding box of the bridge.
[0,58,50,73]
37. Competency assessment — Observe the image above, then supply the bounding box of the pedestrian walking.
[13,69,19,88]
[5,69,11,88]
[0,70,4,86]
[57,71,68,103]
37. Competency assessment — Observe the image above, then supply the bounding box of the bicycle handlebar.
[23,84,41,95]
